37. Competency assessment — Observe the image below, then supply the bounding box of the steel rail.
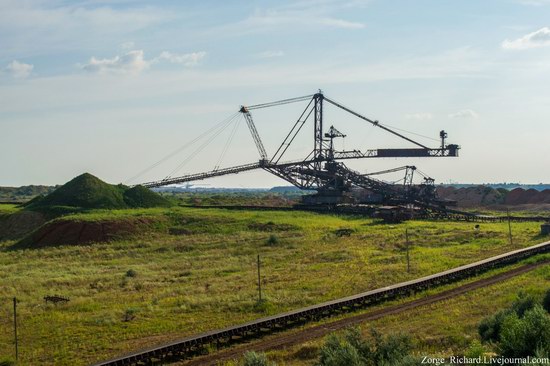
[92,240,550,366]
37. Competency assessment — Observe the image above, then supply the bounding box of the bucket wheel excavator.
[140,91,460,215]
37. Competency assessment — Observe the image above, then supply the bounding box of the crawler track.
[93,240,550,366]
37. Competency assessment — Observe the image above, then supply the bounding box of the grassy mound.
[123,185,171,208]
[25,173,170,212]
[28,173,126,210]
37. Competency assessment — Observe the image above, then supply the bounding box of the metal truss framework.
[140,91,460,209]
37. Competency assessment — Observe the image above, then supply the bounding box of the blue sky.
[1,0,550,187]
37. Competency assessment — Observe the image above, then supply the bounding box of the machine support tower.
[313,92,324,163]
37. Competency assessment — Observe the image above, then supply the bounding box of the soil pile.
[14,217,162,248]
[437,186,550,207]
[504,188,550,205]
[435,186,506,207]
[0,210,46,240]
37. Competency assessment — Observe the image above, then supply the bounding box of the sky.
[1,0,550,188]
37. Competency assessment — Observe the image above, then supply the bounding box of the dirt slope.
[14,217,163,248]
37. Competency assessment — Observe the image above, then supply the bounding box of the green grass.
[0,204,19,214]
[262,260,550,366]
[0,206,547,365]
[169,191,302,207]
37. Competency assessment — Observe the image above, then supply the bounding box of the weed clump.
[253,299,275,314]
[123,308,138,322]
[242,351,275,366]
[333,228,354,237]
[266,234,279,246]
[125,269,137,278]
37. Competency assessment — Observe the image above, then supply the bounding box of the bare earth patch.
[16,217,161,248]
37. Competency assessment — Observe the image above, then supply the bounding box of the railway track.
[182,259,550,366]
[93,240,550,366]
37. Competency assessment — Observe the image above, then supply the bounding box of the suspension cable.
[165,113,241,179]
[125,112,239,184]
[271,97,315,164]
[214,114,242,170]
[324,97,429,149]
[245,95,313,110]
[379,123,440,142]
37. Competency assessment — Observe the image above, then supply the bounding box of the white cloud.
[81,50,206,75]
[154,51,206,66]
[256,50,285,58]
[405,112,432,121]
[4,47,492,116]
[448,109,479,119]
[6,60,34,78]
[502,27,550,50]
[82,50,149,75]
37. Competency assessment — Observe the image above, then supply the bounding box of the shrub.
[479,292,538,343]
[242,351,275,366]
[317,333,364,366]
[368,329,412,366]
[478,309,509,343]
[317,327,414,366]
[343,327,369,357]
[510,292,537,317]
[499,305,550,357]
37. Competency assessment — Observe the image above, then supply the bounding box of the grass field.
[0,205,547,365]
[257,261,550,365]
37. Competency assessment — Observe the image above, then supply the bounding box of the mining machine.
[140,91,460,214]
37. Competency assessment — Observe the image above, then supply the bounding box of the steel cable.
[125,112,239,184]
